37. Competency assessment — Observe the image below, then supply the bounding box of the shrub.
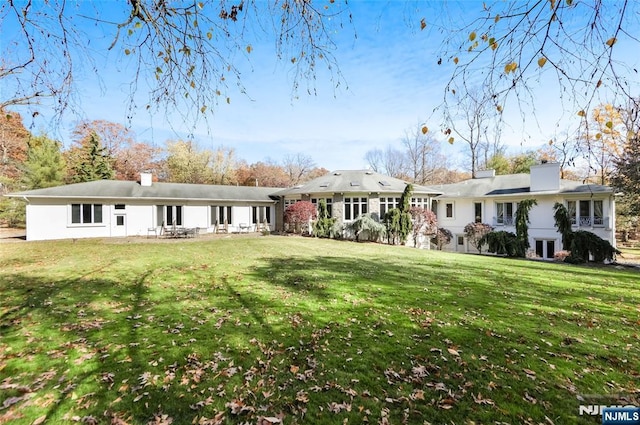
[480,231,521,257]
[463,222,493,254]
[313,199,336,238]
[567,230,620,263]
[409,206,437,248]
[553,250,571,262]
[433,228,453,250]
[346,213,386,242]
[284,201,317,234]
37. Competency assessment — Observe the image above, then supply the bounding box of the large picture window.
[379,197,400,217]
[344,197,368,220]
[157,205,183,226]
[496,202,514,225]
[71,204,102,224]
[251,206,271,224]
[567,199,604,227]
[211,205,232,226]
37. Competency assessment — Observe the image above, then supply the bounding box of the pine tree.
[612,134,640,218]
[22,135,66,189]
[66,132,115,183]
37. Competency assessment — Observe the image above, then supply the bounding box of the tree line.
[0,110,329,225]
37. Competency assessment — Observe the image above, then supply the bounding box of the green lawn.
[1,236,638,424]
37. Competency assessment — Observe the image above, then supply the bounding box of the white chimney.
[475,169,496,179]
[530,162,560,192]
[140,172,153,187]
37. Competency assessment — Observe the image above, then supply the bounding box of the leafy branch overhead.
[438,1,638,127]
[2,0,351,122]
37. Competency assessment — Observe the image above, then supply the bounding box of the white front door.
[112,214,127,237]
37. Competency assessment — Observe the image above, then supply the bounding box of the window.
[411,197,428,209]
[535,239,556,259]
[114,204,126,210]
[71,204,103,224]
[210,205,232,226]
[344,197,368,220]
[445,202,454,218]
[284,199,298,208]
[379,197,400,217]
[567,199,605,227]
[116,216,125,226]
[496,202,514,225]
[157,205,183,226]
[457,235,464,245]
[311,198,333,217]
[251,206,271,224]
[474,202,482,223]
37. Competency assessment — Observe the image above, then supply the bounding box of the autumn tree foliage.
[433,228,453,250]
[72,120,160,181]
[579,104,626,185]
[463,222,493,254]
[409,206,437,248]
[284,201,317,234]
[0,109,30,182]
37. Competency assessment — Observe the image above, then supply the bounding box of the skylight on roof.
[379,180,391,187]
[319,182,329,188]
[350,181,360,187]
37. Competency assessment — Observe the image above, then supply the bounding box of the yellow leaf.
[453,57,459,65]
[207,32,212,40]
[421,126,429,134]
[420,18,426,30]
[124,49,131,55]
[198,2,204,9]
[496,105,503,113]
[448,137,455,144]
[628,130,636,141]
[605,121,613,129]
[200,105,207,113]
[491,41,498,50]
[190,81,195,89]
[606,37,617,47]
[577,110,586,117]
[469,31,476,41]
[246,45,252,54]
[595,133,602,140]
[494,14,500,23]
[537,57,547,68]
[548,139,554,145]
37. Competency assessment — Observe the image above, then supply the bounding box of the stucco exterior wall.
[24,199,276,241]
[435,193,615,256]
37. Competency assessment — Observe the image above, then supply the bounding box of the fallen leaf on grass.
[447,348,460,357]
[473,393,495,405]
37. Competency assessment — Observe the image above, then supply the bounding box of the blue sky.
[4,1,639,172]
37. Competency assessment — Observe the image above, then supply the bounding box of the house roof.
[431,174,613,199]
[8,180,279,203]
[273,170,443,197]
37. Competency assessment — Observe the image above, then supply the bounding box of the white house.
[8,173,278,241]
[430,163,616,257]
[5,165,617,256]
